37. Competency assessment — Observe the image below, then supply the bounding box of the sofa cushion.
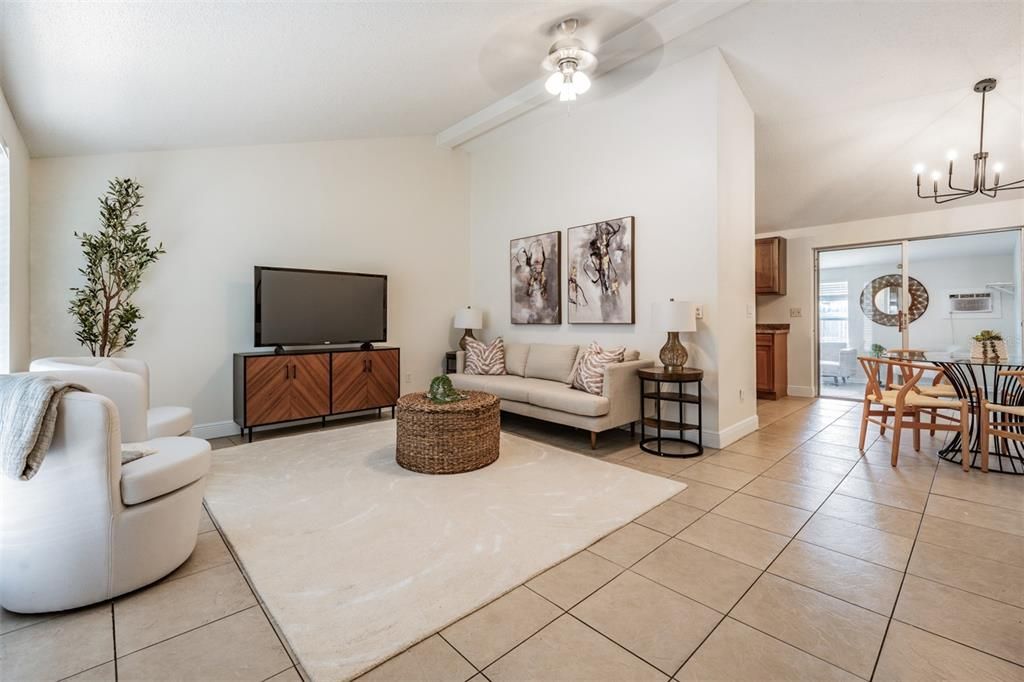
[526,380,610,417]
[505,343,530,376]
[449,373,530,402]
[464,337,506,375]
[524,344,579,383]
[120,436,211,505]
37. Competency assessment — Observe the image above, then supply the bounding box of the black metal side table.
[444,351,458,374]
[638,367,704,457]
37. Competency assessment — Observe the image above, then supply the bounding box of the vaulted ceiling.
[2,1,1020,231]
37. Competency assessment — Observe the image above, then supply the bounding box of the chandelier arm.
[994,177,1024,191]
[926,187,977,201]
[946,167,974,193]
[934,191,979,204]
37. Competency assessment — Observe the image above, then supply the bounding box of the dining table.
[928,354,1024,474]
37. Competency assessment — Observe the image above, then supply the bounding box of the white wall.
[0,85,30,373]
[464,47,757,445]
[30,137,469,434]
[757,199,1024,394]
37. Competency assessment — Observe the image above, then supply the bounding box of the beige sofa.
[451,342,652,448]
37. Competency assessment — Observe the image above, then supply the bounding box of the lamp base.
[659,331,688,372]
[458,329,477,351]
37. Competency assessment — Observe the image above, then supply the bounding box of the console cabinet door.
[290,354,330,419]
[332,352,368,413]
[245,356,293,426]
[755,334,773,393]
[365,349,400,408]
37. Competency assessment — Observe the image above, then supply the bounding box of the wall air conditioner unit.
[947,289,1000,318]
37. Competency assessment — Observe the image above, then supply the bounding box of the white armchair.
[0,370,211,613]
[29,356,193,438]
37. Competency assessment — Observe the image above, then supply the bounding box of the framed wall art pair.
[509,216,635,325]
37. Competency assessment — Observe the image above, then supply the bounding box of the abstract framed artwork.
[510,230,561,324]
[567,216,635,324]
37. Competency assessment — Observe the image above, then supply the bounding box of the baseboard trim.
[704,414,760,449]
[787,385,816,398]
[190,420,239,440]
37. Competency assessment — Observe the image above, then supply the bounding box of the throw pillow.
[464,337,507,375]
[572,342,625,395]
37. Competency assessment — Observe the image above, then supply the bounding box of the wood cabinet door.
[755,237,786,295]
[365,349,400,408]
[289,354,330,419]
[332,352,368,413]
[245,356,293,426]
[755,336,773,392]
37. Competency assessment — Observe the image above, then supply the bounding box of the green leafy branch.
[68,178,165,357]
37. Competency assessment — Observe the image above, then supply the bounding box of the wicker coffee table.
[395,391,500,474]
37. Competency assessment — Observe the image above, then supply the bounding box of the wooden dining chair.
[979,370,1024,473]
[880,349,957,436]
[858,356,971,470]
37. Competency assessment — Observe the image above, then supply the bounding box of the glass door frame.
[813,226,1024,400]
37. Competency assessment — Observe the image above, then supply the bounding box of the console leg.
[378,407,382,418]
[322,416,326,428]
[239,427,244,440]
[391,406,395,419]
[247,428,253,443]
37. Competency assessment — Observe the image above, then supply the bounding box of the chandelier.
[542,18,597,102]
[915,78,1022,204]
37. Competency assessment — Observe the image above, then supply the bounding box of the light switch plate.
[790,307,802,318]
[695,304,704,320]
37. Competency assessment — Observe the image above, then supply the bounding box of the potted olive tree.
[68,178,165,356]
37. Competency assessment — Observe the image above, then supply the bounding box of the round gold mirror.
[860,274,929,327]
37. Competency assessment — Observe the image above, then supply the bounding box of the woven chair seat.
[874,390,961,409]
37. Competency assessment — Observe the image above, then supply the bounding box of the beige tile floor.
[3,398,1023,681]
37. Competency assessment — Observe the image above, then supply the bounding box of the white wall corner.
[787,385,817,398]
[704,414,759,449]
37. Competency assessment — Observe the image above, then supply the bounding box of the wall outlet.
[789,307,802,318]
[746,304,754,319]
[739,388,745,401]
[695,304,704,320]
[404,372,412,384]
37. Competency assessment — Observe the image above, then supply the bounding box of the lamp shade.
[453,307,483,330]
[652,299,696,332]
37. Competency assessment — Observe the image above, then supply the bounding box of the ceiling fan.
[541,18,598,102]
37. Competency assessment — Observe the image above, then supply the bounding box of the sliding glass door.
[817,229,1024,399]
[817,243,905,399]
[905,231,1022,360]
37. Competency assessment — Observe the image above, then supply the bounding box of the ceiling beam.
[435,0,750,149]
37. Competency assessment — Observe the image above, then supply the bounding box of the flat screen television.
[254,266,387,347]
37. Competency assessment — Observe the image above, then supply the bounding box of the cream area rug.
[204,419,684,681]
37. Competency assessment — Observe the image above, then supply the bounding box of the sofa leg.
[590,431,598,450]
[630,422,635,439]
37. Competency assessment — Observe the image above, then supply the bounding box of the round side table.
[638,367,704,457]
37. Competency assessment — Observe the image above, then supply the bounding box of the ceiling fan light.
[544,71,563,95]
[572,70,591,94]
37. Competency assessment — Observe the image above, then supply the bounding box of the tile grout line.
[866,451,941,680]
[202,502,310,681]
[669,400,889,680]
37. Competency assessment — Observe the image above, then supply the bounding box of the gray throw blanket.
[0,374,85,481]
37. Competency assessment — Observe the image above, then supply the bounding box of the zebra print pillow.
[571,342,625,395]
[464,337,507,375]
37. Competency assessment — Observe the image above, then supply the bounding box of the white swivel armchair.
[29,356,193,438]
[0,369,211,614]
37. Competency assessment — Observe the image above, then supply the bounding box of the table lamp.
[652,298,696,372]
[453,306,483,351]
